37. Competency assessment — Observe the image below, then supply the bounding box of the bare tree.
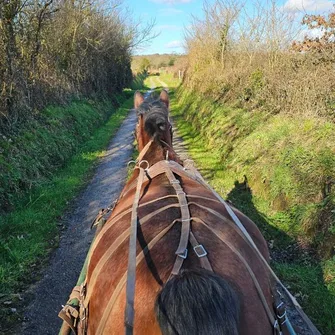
[0,0,151,130]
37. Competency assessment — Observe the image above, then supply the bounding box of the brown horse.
[61,90,319,335]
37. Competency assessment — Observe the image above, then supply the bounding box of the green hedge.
[0,96,127,213]
[174,88,335,256]
[0,94,134,331]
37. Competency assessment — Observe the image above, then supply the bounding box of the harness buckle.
[277,310,287,320]
[193,245,207,258]
[276,301,284,310]
[178,249,188,259]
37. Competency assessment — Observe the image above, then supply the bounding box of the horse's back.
[86,172,273,334]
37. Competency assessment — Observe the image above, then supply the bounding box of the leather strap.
[86,200,179,276]
[58,305,79,335]
[189,231,212,271]
[182,161,304,315]
[120,160,192,200]
[125,167,145,334]
[163,166,190,256]
[89,193,221,262]
[68,286,81,302]
[84,204,180,308]
[188,172,303,310]
[137,140,154,163]
[169,219,213,276]
[191,217,276,327]
[96,221,176,334]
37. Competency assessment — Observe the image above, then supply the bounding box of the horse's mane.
[155,269,240,335]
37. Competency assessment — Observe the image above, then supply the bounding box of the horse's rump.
[84,163,273,334]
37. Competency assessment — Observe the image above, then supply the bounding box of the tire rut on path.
[21,106,139,335]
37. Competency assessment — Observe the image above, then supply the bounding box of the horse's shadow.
[225,177,290,249]
[226,178,335,334]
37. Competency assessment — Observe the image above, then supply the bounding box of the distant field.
[131,53,186,73]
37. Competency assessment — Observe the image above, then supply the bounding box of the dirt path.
[148,75,167,90]
[20,102,142,334]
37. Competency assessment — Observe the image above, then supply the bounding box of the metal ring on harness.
[127,160,137,169]
[138,160,149,170]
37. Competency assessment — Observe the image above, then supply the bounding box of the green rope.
[59,218,106,335]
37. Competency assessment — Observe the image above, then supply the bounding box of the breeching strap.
[124,165,145,335]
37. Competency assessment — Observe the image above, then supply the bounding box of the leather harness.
[59,140,320,335]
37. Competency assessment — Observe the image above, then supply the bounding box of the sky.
[123,0,335,55]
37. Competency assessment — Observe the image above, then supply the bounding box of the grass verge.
[0,95,134,331]
[163,78,335,334]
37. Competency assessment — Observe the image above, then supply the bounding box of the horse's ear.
[160,90,169,109]
[134,91,144,109]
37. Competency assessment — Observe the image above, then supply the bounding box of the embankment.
[170,85,335,334]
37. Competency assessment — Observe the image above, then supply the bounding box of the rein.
[125,161,146,334]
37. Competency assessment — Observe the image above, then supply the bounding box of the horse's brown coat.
[85,95,275,334]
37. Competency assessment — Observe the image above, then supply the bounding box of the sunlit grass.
[169,87,335,335]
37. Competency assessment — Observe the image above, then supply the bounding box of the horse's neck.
[141,141,181,167]
[122,142,181,197]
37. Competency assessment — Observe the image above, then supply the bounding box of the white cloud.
[283,0,334,12]
[297,27,324,40]
[158,8,183,16]
[166,40,183,48]
[150,0,192,4]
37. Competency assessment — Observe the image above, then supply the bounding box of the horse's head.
[134,90,172,152]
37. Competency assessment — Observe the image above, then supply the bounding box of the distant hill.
[132,54,186,73]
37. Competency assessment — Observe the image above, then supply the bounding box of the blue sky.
[124,0,205,54]
[124,0,334,55]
